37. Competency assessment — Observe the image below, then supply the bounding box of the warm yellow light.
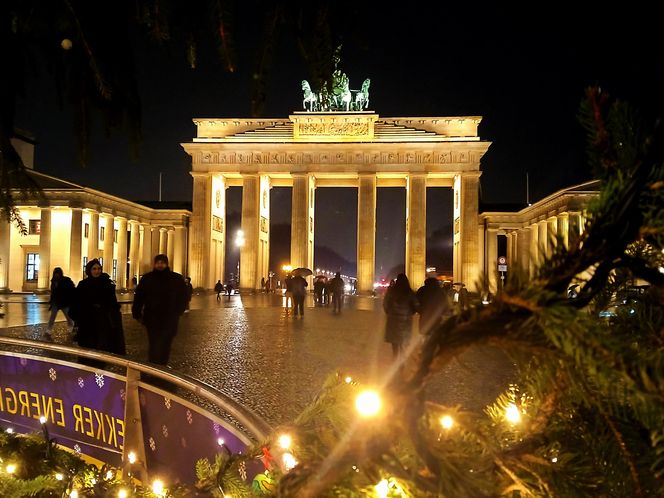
[127,451,137,464]
[69,491,79,498]
[152,479,165,495]
[344,376,352,384]
[105,470,114,480]
[551,457,558,463]
[55,473,64,481]
[39,416,47,424]
[440,415,454,430]
[282,264,293,272]
[282,452,298,471]
[505,403,521,424]
[355,390,382,418]
[278,434,292,450]
[117,489,128,498]
[374,478,389,498]
[5,463,16,474]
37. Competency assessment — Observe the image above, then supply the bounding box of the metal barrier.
[0,336,271,483]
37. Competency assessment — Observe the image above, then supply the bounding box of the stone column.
[102,214,115,276]
[151,227,160,259]
[517,227,531,274]
[128,221,140,286]
[486,229,498,293]
[158,228,167,255]
[167,229,175,266]
[188,174,212,288]
[88,210,99,260]
[116,217,128,289]
[405,174,426,289]
[538,219,548,260]
[506,231,514,266]
[458,174,480,288]
[530,223,539,277]
[557,213,569,249]
[357,174,376,294]
[547,216,558,252]
[0,220,11,291]
[173,226,187,275]
[69,208,83,282]
[140,223,152,276]
[569,211,582,247]
[240,174,260,290]
[37,208,51,290]
[290,174,315,275]
[257,175,271,285]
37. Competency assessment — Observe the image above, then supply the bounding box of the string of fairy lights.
[1,375,531,497]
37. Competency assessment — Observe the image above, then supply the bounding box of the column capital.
[190,172,212,179]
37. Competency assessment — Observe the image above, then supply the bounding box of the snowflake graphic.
[162,424,169,438]
[95,373,105,388]
[73,444,81,454]
[77,377,85,388]
[186,410,193,424]
[149,437,156,451]
[48,368,57,381]
[164,397,171,409]
[120,389,126,401]
[238,461,247,481]
[213,422,220,434]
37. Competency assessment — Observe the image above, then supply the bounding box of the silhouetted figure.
[313,277,324,305]
[47,267,75,338]
[416,278,449,335]
[329,272,345,313]
[184,277,194,312]
[214,280,224,301]
[225,281,234,300]
[132,254,188,365]
[383,274,419,360]
[291,275,308,317]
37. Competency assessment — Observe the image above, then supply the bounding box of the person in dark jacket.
[214,280,224,301]
[383,273,419,360]
[46,267,76,337]
[69,259,125,357]
[184,277,194,312]
[291,275,308,317]
[329,272,345,314]
[132,254,188,365]
[416,278,449,336]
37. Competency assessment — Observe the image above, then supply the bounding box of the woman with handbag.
[69,259,126,360]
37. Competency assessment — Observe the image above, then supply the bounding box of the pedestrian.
[132,254,188,365]
[69,259,125,359]
[225,280,234,300]
[329,272,345,313]
[284,273,294,314]
[291,273,308,317]
[46,267,75,339]
[214,280,224,301]
[131,276,138,290]
[313,277,324,305]
[383,273,419,360]
[416,278,449,335]
[261,276,266,293]
[184,277,194,312]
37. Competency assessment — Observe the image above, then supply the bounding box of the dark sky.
[14,3,664,277]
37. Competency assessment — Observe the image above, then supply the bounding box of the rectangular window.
[84,223,89,238]
[28,220,41,235]
[112,259,118,281]
[114,229,118,243]
[100,226,105,241]
[25,253,40,282]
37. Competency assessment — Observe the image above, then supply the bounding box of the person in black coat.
[69,259,126,356]
[383,273,419,360]
[184,277,194,312]
[132,254,188,365]
[329,272,345,314]
[416,278,449,336]
[46,267,76,337]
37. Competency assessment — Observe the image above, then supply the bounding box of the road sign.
[498,264,507,272]
[498,256,507,265]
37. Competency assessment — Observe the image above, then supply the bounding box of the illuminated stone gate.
[182,112,491,292]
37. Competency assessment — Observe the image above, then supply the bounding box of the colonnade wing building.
[182,112,491,292]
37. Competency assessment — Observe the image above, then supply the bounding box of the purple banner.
[0,353,125,466]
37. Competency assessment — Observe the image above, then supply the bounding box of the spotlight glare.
[440,415,454,430]
[278,434,292,450]
[355,390,382,418]
[505,403,522,424]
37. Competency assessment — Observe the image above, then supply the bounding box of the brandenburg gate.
[182,112,490,292]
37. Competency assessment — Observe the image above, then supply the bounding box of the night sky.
[14,3,664,278]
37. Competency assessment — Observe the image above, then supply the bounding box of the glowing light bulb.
[440,415,454,430]
[282,452,298,471]
[6,463,16,474]
[344,376,352,384]
[278,434,292,450]
[551,457,558,463]
[69,491,79,498]
[90,478,96,485]
[5,428,13,434]
[105,470,114,480]
[152,479,165,496]
[217,438,225,446]
[55,473,64,480]
[355,390,382,417]
[117,489,128,498]
[505,403,521,424]
[39,416,47,424]
[375,479,389,498]
[127,451,137,464]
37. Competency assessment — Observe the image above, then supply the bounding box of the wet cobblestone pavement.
[1,293,515,427]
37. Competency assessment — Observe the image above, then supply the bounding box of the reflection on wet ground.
[1,293,515,426]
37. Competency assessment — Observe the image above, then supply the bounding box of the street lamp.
[235,230,245,286]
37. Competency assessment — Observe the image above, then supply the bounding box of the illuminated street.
[1,293,514,426]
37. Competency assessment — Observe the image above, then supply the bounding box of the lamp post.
[235,230,245,287]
